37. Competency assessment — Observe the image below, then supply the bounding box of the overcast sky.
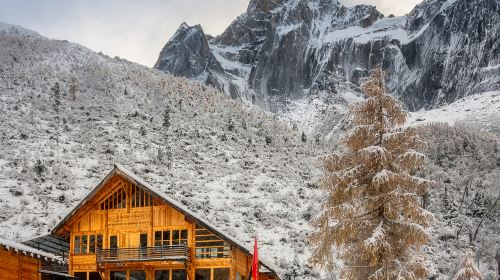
[0,0,422,67]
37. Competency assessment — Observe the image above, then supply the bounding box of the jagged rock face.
[399,0,500,109]
[155,0,500,121]
[154,23,227,92]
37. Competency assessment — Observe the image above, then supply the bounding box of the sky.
[0,0,422,67]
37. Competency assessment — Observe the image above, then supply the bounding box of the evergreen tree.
[310,68,434,279]
[52,82,61,114]
[452,250,484,280]
[163,107,171,130]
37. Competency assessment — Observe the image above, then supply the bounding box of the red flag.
[251,236,259,280]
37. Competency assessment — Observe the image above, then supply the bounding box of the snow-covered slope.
[1,22,499,279]
[0,22,325,278]
[410,91,500,132]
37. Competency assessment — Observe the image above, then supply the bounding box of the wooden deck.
[96,245,190,263]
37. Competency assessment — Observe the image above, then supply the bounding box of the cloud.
[0,0,422,67]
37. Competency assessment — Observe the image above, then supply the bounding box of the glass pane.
[195,269,210,280]
[155,231,161,242]
[214,268,230,280]
[75,272,87,280]
[173,230,180,240]
[89,272,102,280]
[81,235,88,254]
[89,235,96,254]
[74,236,80,254]
[130,270,147,280]
[181,230,188,239]
[154,270,169,280]
[110,271,126,280]
[172,270,187,280]
[163,231,170,242]
[110,236,117,249]
[97,235,103,250]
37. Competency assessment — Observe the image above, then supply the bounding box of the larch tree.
[311,68,435,279]
[452,250,484,280]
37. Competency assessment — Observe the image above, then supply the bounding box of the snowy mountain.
[0,21,499,279]
[154,0,500,135]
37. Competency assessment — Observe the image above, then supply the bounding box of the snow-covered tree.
[452,250,484,280]
[310,68,435,279]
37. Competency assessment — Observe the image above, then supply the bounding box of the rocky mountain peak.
[154,23,224,82]
[155,0,500,133]
[247,0,288,13]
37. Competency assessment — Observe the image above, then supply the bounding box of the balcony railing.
[96,245,191,263]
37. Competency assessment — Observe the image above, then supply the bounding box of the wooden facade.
[51,164,279,280]
[0,239,68,280]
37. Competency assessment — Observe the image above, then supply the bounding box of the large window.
[75,272,87,280]
[73,272,103,280]
[110,271,126,280]
[213,268,230,280]
[131,184,153,208]
[74,234,103,255]
[154,229,188,246]
[195,269,211,280]
[195,225,230,258]
[194,268,229,280]
[155,270,187,280]
[89,272,102,280]
[130,271,146,280]
[100,187,127,210]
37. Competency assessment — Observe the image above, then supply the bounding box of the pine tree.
[452,250,484,280]
[310,68,435,279]
[163,107,171,130]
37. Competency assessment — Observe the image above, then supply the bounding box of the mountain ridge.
[154,0,500,135]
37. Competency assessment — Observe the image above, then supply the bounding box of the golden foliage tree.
[311,68,435,279]
[452,250,484,280]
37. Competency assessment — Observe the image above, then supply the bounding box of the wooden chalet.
[51,164,279,280]
[0,238,71,280]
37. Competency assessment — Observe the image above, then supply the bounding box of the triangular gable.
[51,164,279,277]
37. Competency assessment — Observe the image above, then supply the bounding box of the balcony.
[96,245,191,263]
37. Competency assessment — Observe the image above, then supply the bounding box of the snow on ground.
[409,91,500,131]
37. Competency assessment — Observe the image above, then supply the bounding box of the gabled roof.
[0,238,65,264]
[51,164,279,277]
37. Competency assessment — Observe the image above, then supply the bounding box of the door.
[110,235,118,259]
[140,233,148,258]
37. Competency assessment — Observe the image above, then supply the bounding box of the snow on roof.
[52,163,279,277]
[0,238,64,264]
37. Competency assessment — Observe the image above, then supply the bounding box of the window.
[155,270,187,280]
[89,235,96,253]
[195,225,230,258]
[154,230,188,246]
[131,184,153,208]
[81,235,88,254]
[195,269,210,280]
[74,236,80,254]
[110,271,126,280]
[155,270,169,280]
[75,272,87,280]
[100,187,127,210]
[236,272,246,280]
[73,234,103,255]
[89,272,102,280]
[214,268,230,280]
[130,271,146,280]
[172,270,187,280]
